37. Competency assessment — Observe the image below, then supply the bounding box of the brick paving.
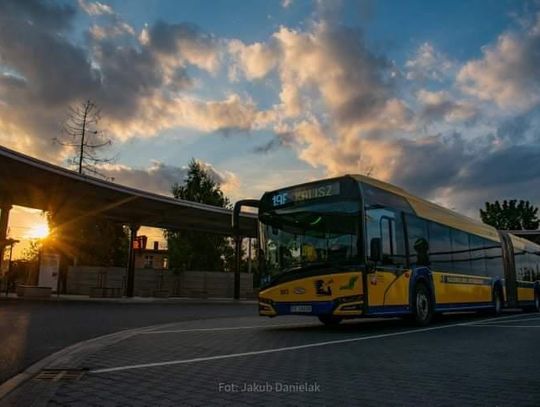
[2,313,540,406]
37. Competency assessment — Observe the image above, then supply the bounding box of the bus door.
[366,213,409,310]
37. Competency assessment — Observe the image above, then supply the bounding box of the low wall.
[66,266,254,298]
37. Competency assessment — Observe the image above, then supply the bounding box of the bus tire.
[492,287,503,316]
[412,283,433,326]
[534,290,540,313]
[318,315,342,326]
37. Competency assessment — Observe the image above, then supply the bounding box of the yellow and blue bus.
[257,175,540,325]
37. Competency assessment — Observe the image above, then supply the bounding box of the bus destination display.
[271,182,340,207]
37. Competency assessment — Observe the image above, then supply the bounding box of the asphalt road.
[0,298,255,384]
[3,308,540,406]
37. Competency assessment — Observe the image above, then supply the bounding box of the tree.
[53,99,115,179]
[165,159,236,272]
[48,100,127,276]
[47,213,129,267]
[480,200,540,230]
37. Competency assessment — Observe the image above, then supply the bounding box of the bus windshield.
[259,200,361,283]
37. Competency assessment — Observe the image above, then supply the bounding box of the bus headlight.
[335,295,363,304]
[258,297,275,313]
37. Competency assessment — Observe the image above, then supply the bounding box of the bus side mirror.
[370,237,382,262]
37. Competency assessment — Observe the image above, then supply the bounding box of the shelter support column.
[126,224,139,298]
[234,236,243,299]
[0,202,12,262]
[232,199,260,300]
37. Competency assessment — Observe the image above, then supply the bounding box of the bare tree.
[54,100,115,179]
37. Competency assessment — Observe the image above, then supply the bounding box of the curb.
[0,320,189,403]
[0,295,258,305]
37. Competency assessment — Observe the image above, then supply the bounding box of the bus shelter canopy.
[0,145,257,237]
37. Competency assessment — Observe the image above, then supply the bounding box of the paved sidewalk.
[2,312,540,406]
[0,299,256,384]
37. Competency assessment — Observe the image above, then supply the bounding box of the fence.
[66,266,254,298]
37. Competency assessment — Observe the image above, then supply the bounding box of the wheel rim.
[416,291,429,321]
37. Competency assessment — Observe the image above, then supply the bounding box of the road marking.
[91,322,466,374]
[140,323,319,335]
[463,314,540,325]
[466,324,540,329]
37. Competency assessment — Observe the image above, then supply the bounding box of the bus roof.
[350,174,501,242]
[508,233,540,252]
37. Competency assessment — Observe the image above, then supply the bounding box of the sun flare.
[26,224,50,239]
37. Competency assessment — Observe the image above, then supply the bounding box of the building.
[134,240,168,270]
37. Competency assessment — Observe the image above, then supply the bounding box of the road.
[2,306,540,406]
[0,298,255,384]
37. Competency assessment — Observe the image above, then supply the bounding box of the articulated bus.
[257,175,540,325]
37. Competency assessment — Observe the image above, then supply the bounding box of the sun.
[26,223,50,239]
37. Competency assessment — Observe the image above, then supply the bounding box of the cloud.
[434,145,540,216]
[416,89,478,124]
[78,0,113,16]
[405,42,453,82]
[99,160,241,198]
[228,40,278,80]
[105,93,263,139]
[281,0,293,8]
[2,0,540,218]
[0,0,256,161]
[231,17,415,178]
[457,13,540,112]
[143,21,220,72]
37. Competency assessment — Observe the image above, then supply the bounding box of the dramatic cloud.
[231,19,414,177]
[99,160,240,198]
[0,0,256,161]
[1,0,540,216]
[458,13,540,112]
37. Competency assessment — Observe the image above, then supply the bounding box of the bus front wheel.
[318,315,342,326]
[412,283,433,326]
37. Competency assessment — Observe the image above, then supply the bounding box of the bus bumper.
[258,295,364,317]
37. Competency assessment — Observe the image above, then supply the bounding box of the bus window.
[365,209,406,266]
[484,240,503,278]
[364,185,407,267]
[405,214,429,267]
[514,247,527,281]
[524,252,533,282]
[533,253,540,281]
[469,234,487,275]
[451,229,471,274]
[428,222,452,272]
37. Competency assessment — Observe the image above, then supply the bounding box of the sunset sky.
[1,0,540,257]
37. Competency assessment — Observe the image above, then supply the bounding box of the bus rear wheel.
[412,283,433,326]
[534,291,540,313]
[318,315,342,326]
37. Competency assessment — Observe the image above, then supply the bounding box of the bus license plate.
[291,305,312,313]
